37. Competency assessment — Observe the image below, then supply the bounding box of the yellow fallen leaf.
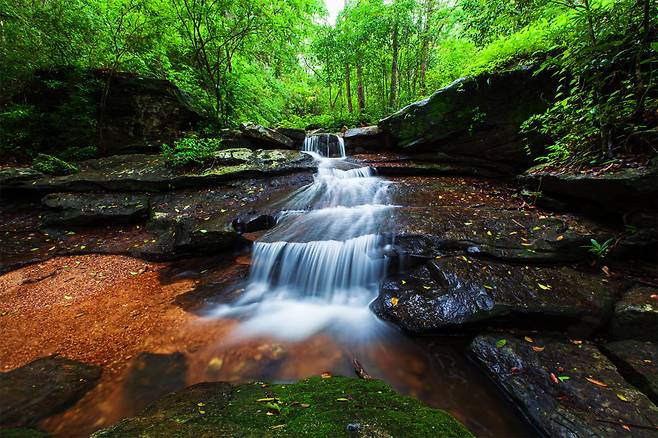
[422,285,431,290]
[197,402,205,407]
[556,235,564,241]
[321,372,332,379]
[616,393,629,402]
[336,398,349,402]
[524,336,534,343]
[486,230,493,236]
[483,284,493,290]
[391,297,399,307]
[537,283,552,291]
[257,398,276,402]
[585,377,608,387]
[401,280,406,285]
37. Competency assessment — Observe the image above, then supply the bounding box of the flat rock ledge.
[0,356,101,427]
[602,340,658,405]
[372,256,618,337]
[92,376,473,437]
[611,286,658,341]
[469,334,658,437]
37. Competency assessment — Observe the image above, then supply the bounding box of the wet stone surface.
[373,256,619,336]
[611,286,658,341]
[41,192,150,226]
[0,356,101,427]
[470,334,658,437]
[602,341,658,405]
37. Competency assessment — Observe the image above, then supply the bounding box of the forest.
[0,1,657,437]
[1,0,656,166]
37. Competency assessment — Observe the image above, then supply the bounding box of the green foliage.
[161,137,221,167]
[588,237,615,258]
[58,146,98,161]
[32,154,78,175]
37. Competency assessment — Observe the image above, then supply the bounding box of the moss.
[31,153,78,175]
[93,377,473,437]
[0,428,50,438]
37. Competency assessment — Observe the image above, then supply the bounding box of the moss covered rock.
[93,376,473,437]
[31,154,78,176]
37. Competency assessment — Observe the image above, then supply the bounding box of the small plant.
[32,153,78,175]
[58,146,98,161]
[588,237,614,259]
[161,137,221,167]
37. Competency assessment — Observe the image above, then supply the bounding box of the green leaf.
[496,339,507,348]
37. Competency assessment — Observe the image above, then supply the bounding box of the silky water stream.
[193,134,534,436]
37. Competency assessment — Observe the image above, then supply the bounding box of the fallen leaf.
[537,283,552,291]
[524,336,534,343]
[650,294,658,300]
[622,425,631,432]
[556,235,564,241]
[422,285,431,290]
[510,367,521,373]
[199,229,208,234]
[321,372,332,379]
[570,339,583,345]
[486,230,493,236]
[300,403,310,408]
[496,339,507,348]
[390,297,399,307]
[336,398,349,402]
[257,398,276,402]
[270,425,286,430]
[401,280,406,285]
[550,373,559,384]
[616,393,629,402]
[585,377,608,387]
[483,284,494,290]
[558,375,570,382]
[601,266,611,276]
[531,346,545,352]
[197,402,205,407]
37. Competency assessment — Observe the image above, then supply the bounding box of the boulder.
[343,125,388,152]
[372,256,618,336]
[379,67,555,169]
[0,356,101,427]
[92,377,473,437]
[275,127,306,148]
[41,193,150,226]
[0,168,43,188]
[470,335,658,437]
[611,286,658,341]
[239,123,295,149]
[602,340,658,405]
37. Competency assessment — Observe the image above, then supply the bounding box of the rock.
[41,193,150,226]
[372,256,618,336]
[31,154,77,176]
[92,376,473,437]
[120,352,188,414]
[379,67,554,169]
[212,148,253,165]
[0,428,49,437]
[343,125,388,152]
[519,165,658,217]
[232,213,276,233]
[239,123,294,149]
[0,168,43,187]
[0,356,101,427]
[611,286,658,341]
[275,127,306,148]
[0,151,313,193]
[602,340,658,405]
[470,334,658,437]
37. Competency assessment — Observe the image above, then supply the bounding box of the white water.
[211,133,393,340]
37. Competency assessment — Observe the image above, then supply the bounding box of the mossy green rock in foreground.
[93,377,474,437]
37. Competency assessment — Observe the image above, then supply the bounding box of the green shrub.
[32,153,78,175]
[57,145,98,161]
[161,137,221,167]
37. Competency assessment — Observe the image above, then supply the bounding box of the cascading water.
[212,133,394,340]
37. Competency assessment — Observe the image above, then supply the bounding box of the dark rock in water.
[379,67,554,169]
[519,165,658,218]
[611,286,658,341]
[469,334,658,437]
[275,127,306,148]
[239,122,295,149]
[232,213,276,233]
[92,377,474,437]
[0,151,313,194]
[0,168,43,187]
[41,193,149,226]
[344,125,387,152]
[120,352,188,415]
[372,256,618,336]
[0,356,101,427]
[175,263,250,314]
[601,340,658,405]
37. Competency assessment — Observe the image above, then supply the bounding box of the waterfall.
[302,133,346,158]
[211,132,393,340]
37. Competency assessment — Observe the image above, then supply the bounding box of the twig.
[353,359,372,380]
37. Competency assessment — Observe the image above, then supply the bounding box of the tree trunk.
[356,62,365,113]
[420,0,435,94]
[389,22,399,110]
[345,63,353,113]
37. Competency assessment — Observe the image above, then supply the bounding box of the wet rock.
[232,213,276,233]
[602,340,658,405]
[239,122,295,149]
[41,193,149,226]
[520,165,658,217]
[212,148,253,165]
[343,125,387,152]
[120,352,188,414]
[92,377,473,437]
[379,67,554,169]
[175,263,250,313]
[0,152,313,194]
[373,256,618,336]
[0,356,101,427]
[469,334,658,437]
[0,168,43,188]
[275,127,306,148]
[611,286,658,341]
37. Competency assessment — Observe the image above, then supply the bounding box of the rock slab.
[470,335,658,437]
[602,340,658,405]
